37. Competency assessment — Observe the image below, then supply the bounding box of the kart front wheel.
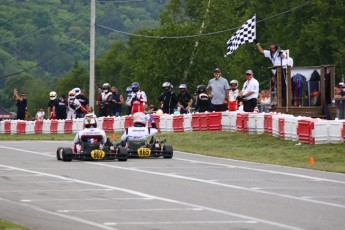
[163,145,173,159]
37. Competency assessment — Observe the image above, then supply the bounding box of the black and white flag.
[226,15,256,56]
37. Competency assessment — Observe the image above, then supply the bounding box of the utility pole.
[89,0,96,111]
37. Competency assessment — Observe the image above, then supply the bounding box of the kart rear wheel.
[117,147,128,162]
[163,145,173,159]
[62,148,73,162]
[56,147,63,160]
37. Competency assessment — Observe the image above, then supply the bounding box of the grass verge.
[0,131,344,173]
[0,220,31,230]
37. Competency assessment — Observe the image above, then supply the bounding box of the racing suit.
[121,126,158,142]
[126,90,147,114]
[67,97,87,119]
[228,89,240,111]
[73,127,107,153]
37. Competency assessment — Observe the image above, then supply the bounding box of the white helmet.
[102,83,110,92]
[133,112,146,127]
[179,84,187,89]
[74,87,81,96]
[84,113,97,128]
[49,91,57,100]
[68,90,76,99]
[230,80,238,89]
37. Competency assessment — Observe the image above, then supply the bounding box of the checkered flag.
[226,15,256,56]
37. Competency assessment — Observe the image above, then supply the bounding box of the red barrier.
[4,120,11,134]
[264,114,273,135]
[278,118,285,140]
[50,120,58,134]
[16,121,26,134]
[236,113,248,132]
[34,120,43,134]
[343,122,345,143]
[199,113,208,131]
[191,113,201,131]
[124,115,133,129]
[297,119,315,144]
[102,117,115,133]
[208,112,222,131]
[64,119,73,134]
[173,115,184,132]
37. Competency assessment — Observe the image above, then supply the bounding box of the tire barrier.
[1,112,345,145]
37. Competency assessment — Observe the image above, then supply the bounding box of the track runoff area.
[0,141,345,230]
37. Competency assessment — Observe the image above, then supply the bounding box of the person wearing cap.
[206,68,230,112]
[335,82,345,119]
[55,94,68,120]
[239,70,259,112]
[13,88,27,120]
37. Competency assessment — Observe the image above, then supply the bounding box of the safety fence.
[1,111,345,145]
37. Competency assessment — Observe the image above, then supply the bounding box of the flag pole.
[89,0,96,112]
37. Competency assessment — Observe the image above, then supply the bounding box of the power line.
[0,19,66,44]
[97,0,313,39]
[0,28,90,79]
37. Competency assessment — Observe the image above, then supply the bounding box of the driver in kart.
[73,113,107,153]
[121,112,158,141]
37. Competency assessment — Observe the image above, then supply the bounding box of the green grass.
[0,220,31,230]
[1,131,344,173]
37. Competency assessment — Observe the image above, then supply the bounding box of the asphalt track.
[0,141,344,230]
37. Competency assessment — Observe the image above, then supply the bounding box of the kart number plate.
[91,150,105,160]
[137,148,151,157]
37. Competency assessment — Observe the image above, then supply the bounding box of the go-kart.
[57,136,128,162]
[119,136,173,159]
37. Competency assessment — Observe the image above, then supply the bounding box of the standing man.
[158,82,178,114]
[13,88,27,120]
[177,84,192,114]
[47,91,58,119]
[76,89,89,118]
[239,70,259,112]
[110,86,124,117]
[207,68,230,112]
[256,41,293,106]
[127,82,147,114]
[97,83,113,117]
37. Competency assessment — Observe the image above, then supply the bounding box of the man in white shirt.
[240,70,259,112]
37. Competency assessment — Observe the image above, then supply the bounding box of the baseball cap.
[213,68,221,73]
[245,70,253,75]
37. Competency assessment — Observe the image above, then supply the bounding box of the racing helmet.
[68,90,76,99]
[126,86,132,94]
[132,112,146,127]
[179,84,187,93]
[74,87,81,96]
[131,82,140,93]
[229,80,238,89]
[162,82,171,92]
[196,85,206,94]
[84,113,97,128]
[49,91,57,100]
[102,83,110,93]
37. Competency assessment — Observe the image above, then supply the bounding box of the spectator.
[158,82,178,114]
[125,86,132,115]
[207,68,230,112]
[47,91,58,119]
[75,88,89,118]
[335,82,345,119]
[13,88,27,120]
[195,85,210,113]
[256,41,293,106]
[239,70,259,112]
[110,86,124,117]
[35,107,45,120]
[228,80,240,111]
[67,90,87,119]
[127,82,147,114]
[55,94,68,119]
[97,83,113,117]
[177,84,193,114]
